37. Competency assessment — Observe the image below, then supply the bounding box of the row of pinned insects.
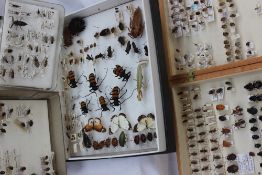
[66,39,148,66]
[66,64,137,112]
[64,6,145,49]
[67,112,156,151]
[82,131,157,150]
[0,151,55,175]
[0,102,33,134]
[177,88,227,174]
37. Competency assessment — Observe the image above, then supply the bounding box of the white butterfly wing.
[110,115,119,134]
[118,114,131,130]
[146,117,156,129]
[135,122,147,132]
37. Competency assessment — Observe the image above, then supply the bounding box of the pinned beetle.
[128,7,144,38]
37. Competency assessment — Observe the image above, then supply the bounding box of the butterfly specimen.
[83,118,106,132]
[133,113,155,132]
[109,113,131,134]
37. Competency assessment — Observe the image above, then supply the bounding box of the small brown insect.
[234,119,246,128]
[33,57,40,68]
[249,152,255,157]
[50,36,55,44]
[196,122,204,127]
[213,155,221,160]
[216,104,225,110]
[192,169,199,173]
[200,149,208,153]
[215,164,224,169]
[100,28,111,36]
[112,137,118,147]
[221,128,231,135]
[209,128,217,133]
[128,7,144,38]
[223,140,232,147]
[227,153,237,161]
[227,164,238,173]
[28,44,33,51]
[42,57,48,68]
[201,157,208,162]
[210,139,218,143]
[105,138,111,148]
[191,160,198,164]
[9,69,14,79]
[199,131,206,136]
[211,147,219,151]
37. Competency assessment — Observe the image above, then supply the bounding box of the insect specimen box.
[159,0,262,174]
[60,0,175,161]
[0,0,175,166]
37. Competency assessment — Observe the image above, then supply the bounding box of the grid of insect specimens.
[0,0,62,89]
[177,73,262,174]
[61,0,158,158]
[167,0,215,38]
[0,100,55,175]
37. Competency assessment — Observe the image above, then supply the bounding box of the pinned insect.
[93,140,105,150]
[119,131,127,147]
[227,153,237,161]
[136,60,148,101]
[82,128,92,148]
[100,28,111,36]
[144,45,148,56]
[9,3,21,8]
[68,17,86,36]
[10,17,27,29]
[65,70,83,88]
[83,68,108,96]
[232,106,243,116]
[132,42,140,54]
[96,96,110,112]
[83,118,106,132]
[63,27,73,47]
[234,119,246,129]
[9,69,14,79]
[86,54,94,61]
[111,137,118,147]
[128,7,144,38]
[247,106,258,115]
[133,113,155,132]
[33,56,40,68]
[108,86,134,111]
[118,22,125,31]
[109,113,131,134]
[227,164,239,173]
[107,46,114,58]
[118,36,126,46]
[95,53,105,59]
[125,41,131,54]
[113,65,131,82]
[80,100,91,114]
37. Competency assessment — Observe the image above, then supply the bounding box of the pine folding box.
[0,0,175,174]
